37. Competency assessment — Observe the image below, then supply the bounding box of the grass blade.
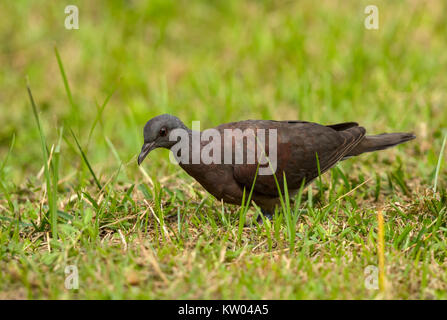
[0,133,15,173]
[70,128,102,191]
[54,46,78,128]
[315,152,323,200]
[0,134,16,213]
[377,210,386,294]
[433,133,446,193]
[27,79,55,236]
[87,84,118,149]
[50,127,63,239]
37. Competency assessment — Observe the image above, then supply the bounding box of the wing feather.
[218,120,366,197]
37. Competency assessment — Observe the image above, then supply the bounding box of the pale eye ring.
[159,127,167,137]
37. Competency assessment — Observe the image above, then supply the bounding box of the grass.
[0,0,447,299]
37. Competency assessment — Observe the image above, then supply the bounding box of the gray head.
[138,114,187,165]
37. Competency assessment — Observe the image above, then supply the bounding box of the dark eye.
[159,127,167,137]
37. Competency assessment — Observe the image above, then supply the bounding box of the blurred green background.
[0,0,446,189]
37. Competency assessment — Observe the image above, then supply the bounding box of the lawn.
[0,0,446,299]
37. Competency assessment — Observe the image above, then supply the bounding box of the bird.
[138,114,415,220]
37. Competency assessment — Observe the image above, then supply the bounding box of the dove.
[138,114,415,220]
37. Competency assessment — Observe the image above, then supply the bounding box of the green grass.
[1,0,447,299]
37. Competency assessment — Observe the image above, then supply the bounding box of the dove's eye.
[159,127,167,137]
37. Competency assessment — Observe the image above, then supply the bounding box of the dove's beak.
[138,142,156,165]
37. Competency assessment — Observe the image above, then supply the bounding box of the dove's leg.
[256,209,273,224]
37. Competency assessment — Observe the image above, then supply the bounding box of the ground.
[0,0,446,299]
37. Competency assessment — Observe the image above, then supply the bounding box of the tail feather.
[346,132,416,158]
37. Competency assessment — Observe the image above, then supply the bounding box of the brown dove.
[138,114,415,219]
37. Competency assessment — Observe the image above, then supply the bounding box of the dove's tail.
[345,132,416,158]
